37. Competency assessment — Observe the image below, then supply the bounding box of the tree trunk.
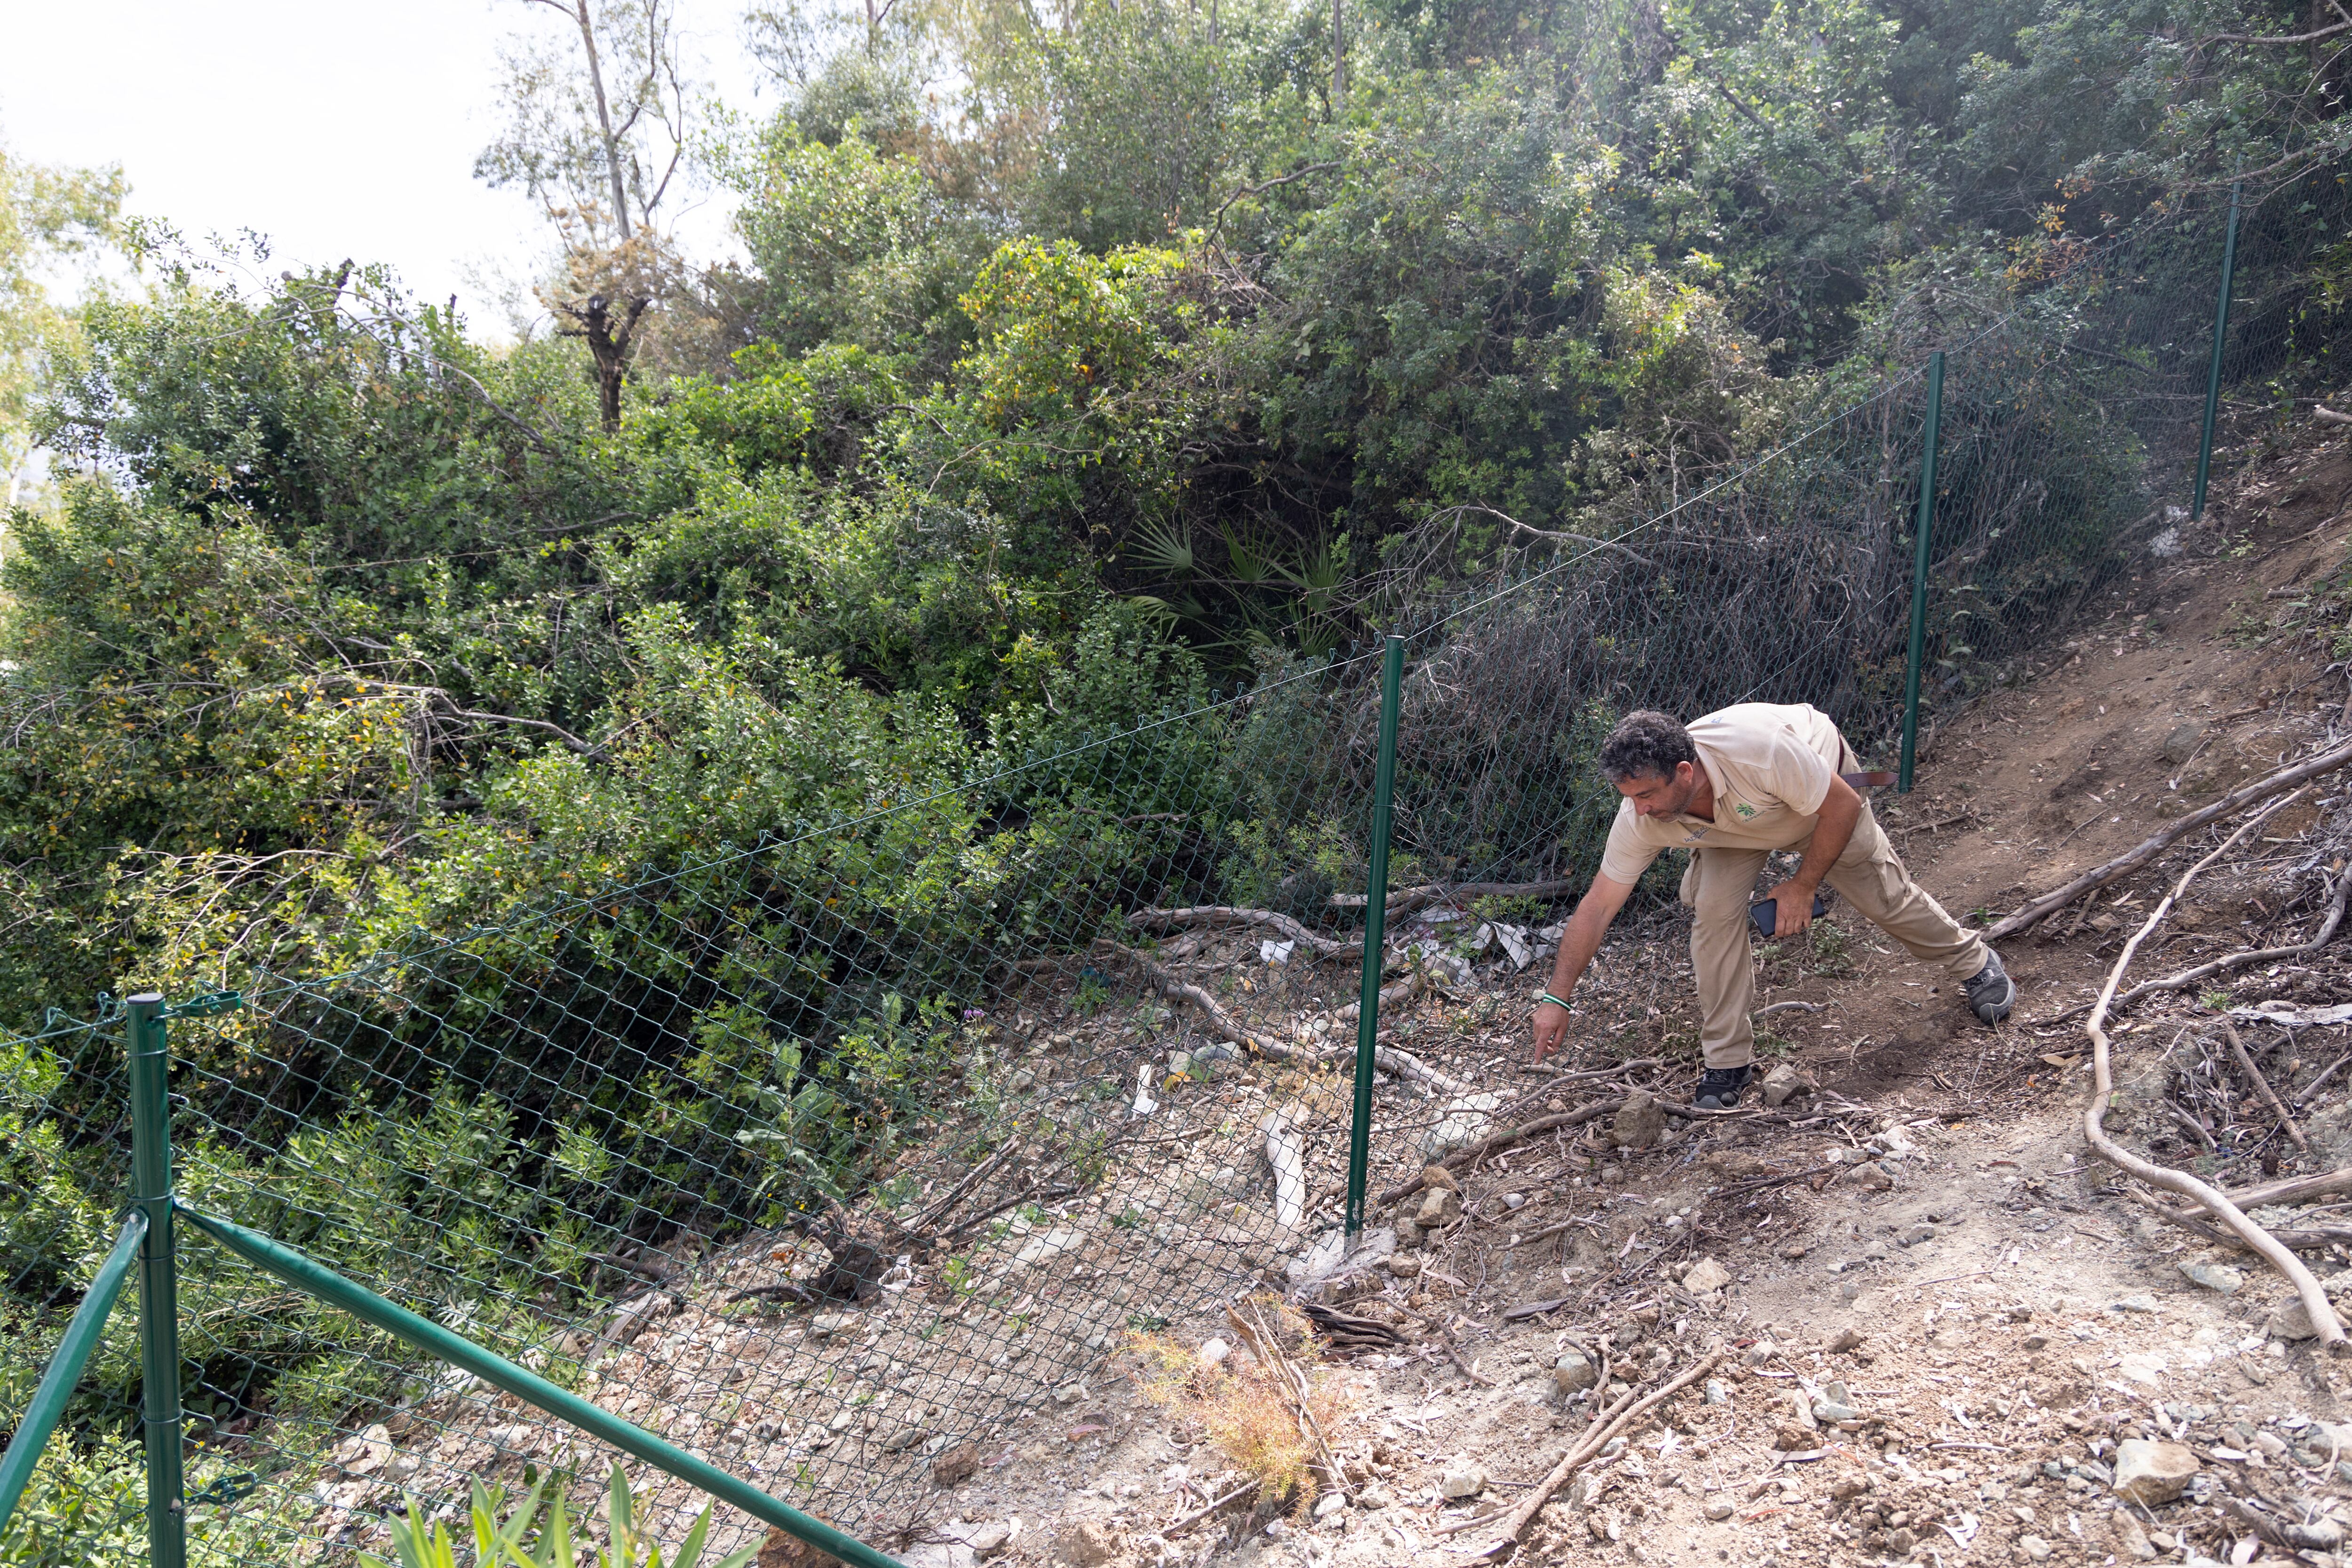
[1332,0,1344,107]
[566,0,634,238]
[563,292,649,430]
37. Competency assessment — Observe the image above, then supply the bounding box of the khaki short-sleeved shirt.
[1597,702,1852,884]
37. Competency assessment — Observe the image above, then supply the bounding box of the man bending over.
[1529,705,2014,1108]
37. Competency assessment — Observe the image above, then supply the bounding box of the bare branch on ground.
[1985,741,2352,939]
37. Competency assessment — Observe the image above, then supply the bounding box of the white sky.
[0,0,769,342]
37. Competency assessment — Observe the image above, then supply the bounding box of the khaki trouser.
[1678,806,1989,1069]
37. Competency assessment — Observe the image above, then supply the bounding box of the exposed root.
[2079,804,2347,1355]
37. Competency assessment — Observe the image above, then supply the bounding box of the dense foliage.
[2,0,2349,1554]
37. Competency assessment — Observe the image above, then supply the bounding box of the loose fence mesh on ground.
[2,177,2347,1565]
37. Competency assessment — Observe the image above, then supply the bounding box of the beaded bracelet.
[1535,992,1573,1011]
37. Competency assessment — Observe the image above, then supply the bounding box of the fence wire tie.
[184,1471,261,1509]
[159,992,246,1021]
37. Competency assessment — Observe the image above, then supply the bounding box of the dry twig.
[1452,1348,1727,1557]
[2224,1019,2310,1153]
[1375,1099,1620,1207]
[1094,939,1469,1094]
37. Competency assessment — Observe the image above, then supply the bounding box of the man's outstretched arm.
[1531,872,1635,1059]
[1764,774,1862,939]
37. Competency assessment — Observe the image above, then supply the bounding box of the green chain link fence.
[4,175,2348,1566]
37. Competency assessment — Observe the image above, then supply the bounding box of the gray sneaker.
[1963,951,2015,1025]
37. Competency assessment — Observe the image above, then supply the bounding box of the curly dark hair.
[1597,709,1696,784]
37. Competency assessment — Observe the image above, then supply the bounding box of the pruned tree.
[475,0,694,427]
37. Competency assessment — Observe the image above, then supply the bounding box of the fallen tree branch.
[1126,905,1358,960]
[2129,1187,2352,1251]
[1456,1348,1727,1557]
[2317,406,2352,427]
[2224,1166,2352,1207]
[2081,813,2347,1355]
[1985,741,2352,940]
[1330,878,1578,917]
[1094,939,1469,1095]
[1375,1099,1621,1208]
[2225,1019,2310,1152]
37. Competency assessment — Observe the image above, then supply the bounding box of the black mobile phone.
[1748,893,1829,939]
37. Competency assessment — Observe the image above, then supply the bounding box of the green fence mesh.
[5,177,2350,1566]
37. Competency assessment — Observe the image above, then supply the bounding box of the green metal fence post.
[0,1212,148,1538]
[1898,350,1945,794]
[127,993,186,1568]
[2193,183,2244,522]
[1344,634,1405,1245]
[176,1205,906,1568]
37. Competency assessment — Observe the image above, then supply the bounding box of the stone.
[1386,1253,1422,1278]
[1705,1379,1729,1405]
[1705,1502,1734,1521]
[1422,1094,1504,1159]
[1851,1162,1896,1190]
[1052,1383,1084,1405]
[335,1423,394,1476]
[1899,1224,1934,1247]
[1416,1186,1465,1228]
[964,1522,1013,1558]
[2250,1430,2288,1459]
[2180,1262,2244,1294]
[2267,1295,2343,1340]
[810,1311,858,1339]
[2110,1439,2199,1506]
[1828,1327,1865,1353]
[1760,1064,1814,1108]
[1813,1400,1861,1424]
[758,1526,847,1567]
[2018,1536,2052,1563]
[1773,1423,1813,1451]
[2113,1294,2159,1313]
[1313,1492,1348,1520]
[1053,1520,1120,1567]
[1199,1336,1232,1368]
[1422,1163,1460,1191]
[2162,722,2207,765]
[1441,1462,1488,1499]
[1613,1090,1667,1150]
[1682,1257,1732,1295]
[1393,1218,1423,1249]
[882,1425,930,1452]
[931,1443,982,1488]
[1553,1350,1599,1394]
